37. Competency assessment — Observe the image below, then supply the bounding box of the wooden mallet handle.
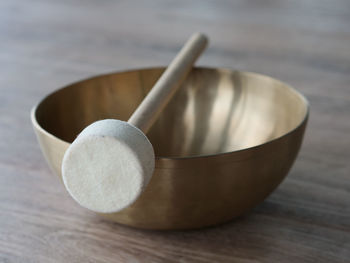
[128,33,208,133]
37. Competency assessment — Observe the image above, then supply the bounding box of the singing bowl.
[31,67,308,230]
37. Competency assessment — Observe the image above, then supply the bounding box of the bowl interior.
[35,68,308,158]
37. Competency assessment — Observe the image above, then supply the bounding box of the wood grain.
[0,0,349,262]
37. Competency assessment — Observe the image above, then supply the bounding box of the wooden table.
[1,0,349,262]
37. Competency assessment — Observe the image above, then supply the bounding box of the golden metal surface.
[31,67,309,230]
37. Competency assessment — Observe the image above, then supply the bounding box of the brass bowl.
[31,67,308,230]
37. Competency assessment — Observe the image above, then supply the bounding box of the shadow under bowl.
[31,67,308,230]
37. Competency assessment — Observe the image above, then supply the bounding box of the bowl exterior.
[32,108,307,230]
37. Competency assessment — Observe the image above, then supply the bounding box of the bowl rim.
[31,66,309,161]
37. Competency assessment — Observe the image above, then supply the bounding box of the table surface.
[1,0,349,262]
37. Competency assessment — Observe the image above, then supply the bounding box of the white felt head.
[62,119,155,213]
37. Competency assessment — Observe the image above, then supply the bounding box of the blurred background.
[0,0,349,262]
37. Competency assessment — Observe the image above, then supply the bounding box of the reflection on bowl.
[31,67,308,229]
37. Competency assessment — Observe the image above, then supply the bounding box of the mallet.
[62,33,208,213]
